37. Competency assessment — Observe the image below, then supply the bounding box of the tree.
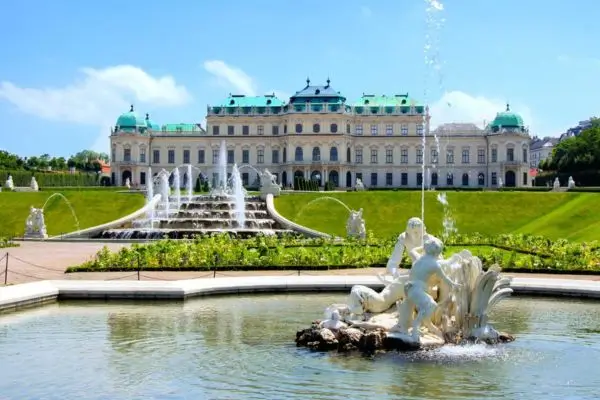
[546,119,600,172]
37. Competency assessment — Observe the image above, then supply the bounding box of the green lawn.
[0,191,145,237]
[274,191,600,241]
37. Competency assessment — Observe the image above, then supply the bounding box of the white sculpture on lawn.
[30,176,39,191]
[5,175,14,190]
[125,178,131,189]
[553,177,560,190]
[326,216,513,347]
[355,178,365,191]
[259,168,281,199]
[24,206,48,239]
[346,208,366,239]
[568,176,576,189]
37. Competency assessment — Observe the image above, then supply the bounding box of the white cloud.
[430,90,534,130]
[203,60,257,96]
[203,60,290,102]
[0,65,191,151]
[360,6,372,17]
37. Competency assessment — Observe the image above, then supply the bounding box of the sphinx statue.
[354,178,365,191]
[30,176,39,191]
[346,208,366,239]
[568,176,576,189]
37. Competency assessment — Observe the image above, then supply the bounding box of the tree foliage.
[541,118,600,172]
[0,149,109,173]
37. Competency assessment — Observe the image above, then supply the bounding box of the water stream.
[41,193,80,231]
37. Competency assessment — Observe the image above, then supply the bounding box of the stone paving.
[1,240,599,285]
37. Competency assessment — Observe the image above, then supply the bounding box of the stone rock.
[359,329,387,354]
[295,327,339,351]
[338,328,363,351]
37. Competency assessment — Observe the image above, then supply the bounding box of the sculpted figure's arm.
[386,233,406,275]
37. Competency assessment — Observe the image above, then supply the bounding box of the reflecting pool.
[0,295,599,399]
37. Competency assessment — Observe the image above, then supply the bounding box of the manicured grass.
[0,191,146,237]
[274,191,600,241]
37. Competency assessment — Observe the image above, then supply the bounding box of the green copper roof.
[352,94,418,107]
[489,104,524,128]
[116,105,146,128]
[217,94,284,107]
[161,123,204,132]
[145,113,160,130]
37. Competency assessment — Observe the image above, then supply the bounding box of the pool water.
[0,295,599,399]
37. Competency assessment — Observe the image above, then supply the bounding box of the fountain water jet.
[294,196,352,220]
[187,164,193,200]
[159,171,170,218]
[231,164,246,228]
[42,193,80,231]
[219,140,227,193]
[146,167,155,228]
[173,168,181,209]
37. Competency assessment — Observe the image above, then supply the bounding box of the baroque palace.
[109,78,532,189]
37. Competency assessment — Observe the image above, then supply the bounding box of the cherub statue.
[24,206,48,238]
[394,237,461,341]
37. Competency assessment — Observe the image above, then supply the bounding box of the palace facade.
[109,79,532,189]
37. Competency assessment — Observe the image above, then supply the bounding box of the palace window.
[257,149,264,164]
[355,124,363,135]
[446,149,454,164]
[197,149,205,164]
[416,124,424,136]
[168,150,175,164]
[257,125,264,135]
[416,148,423,164]
[385,149,393,164]
[153,150,160,164]
[370,149,378,164]
[242,125,249,135]
[462,149,470,164]
[242,150,249,164]
[371,124,378,135]
[227,125,234,135]
[401,124,408,136]
[477,149,485,164]
[385,124,393,136]
[355,149,363,164]
[183,149,190,164]
[401,148,408,164]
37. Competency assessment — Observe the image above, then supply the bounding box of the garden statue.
[392,237,460,342]
[385,217,438,278]
[300,216,515,352]
[346,208,366,239]
[355,178,365,191]
[568,176,576,189]
[553,177,560,190]
[498,177,503,188]
[5,175,14,190]
[125,178,131,189]
[30,176,39,191]
[259,168,281,199]
[24,206,48,239]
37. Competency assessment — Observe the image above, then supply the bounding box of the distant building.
[529,137,558,168]
[109,79,532,188]
[559,119,593,141]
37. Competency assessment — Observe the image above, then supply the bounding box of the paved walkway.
[2,241,599,285]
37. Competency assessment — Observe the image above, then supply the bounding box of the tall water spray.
[231,164,246,228]
[187,164,193,200]
[159,171,170,218]
[173,168,181,209]
[422,0,446,243]
[219,140,227,192]
[146,167,155,227]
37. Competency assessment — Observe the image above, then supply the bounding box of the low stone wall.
[264,194,332,238]
[49,194,162,240]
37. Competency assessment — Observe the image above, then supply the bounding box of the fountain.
[296,217,514,353]
[159,171,170,218]
[5,175,14,190]
[146,167,155,227]
[568,176,576,189]
[30,176,39,191]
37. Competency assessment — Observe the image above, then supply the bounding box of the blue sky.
[0,0,598,157]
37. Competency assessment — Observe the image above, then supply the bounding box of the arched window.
[295,123,303,133]
[313,123,320,133]
[330,147,338,161]
[462,173,469,186]
[431,172,438,186]
[295,146,303,161]
[346,147,351,162]
[330,123,338,133]
[447,173,454,186]
[312,147,321,161]
[282,147,287,163]
[478,173,485,186]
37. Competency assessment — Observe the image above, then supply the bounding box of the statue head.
[406,217,425,238]
[423,237,443,257]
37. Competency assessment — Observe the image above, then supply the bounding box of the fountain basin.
[1,293,599,399]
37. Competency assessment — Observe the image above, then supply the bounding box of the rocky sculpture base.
[296,319,514,354]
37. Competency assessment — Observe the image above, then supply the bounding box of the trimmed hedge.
[0,170,100,187]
